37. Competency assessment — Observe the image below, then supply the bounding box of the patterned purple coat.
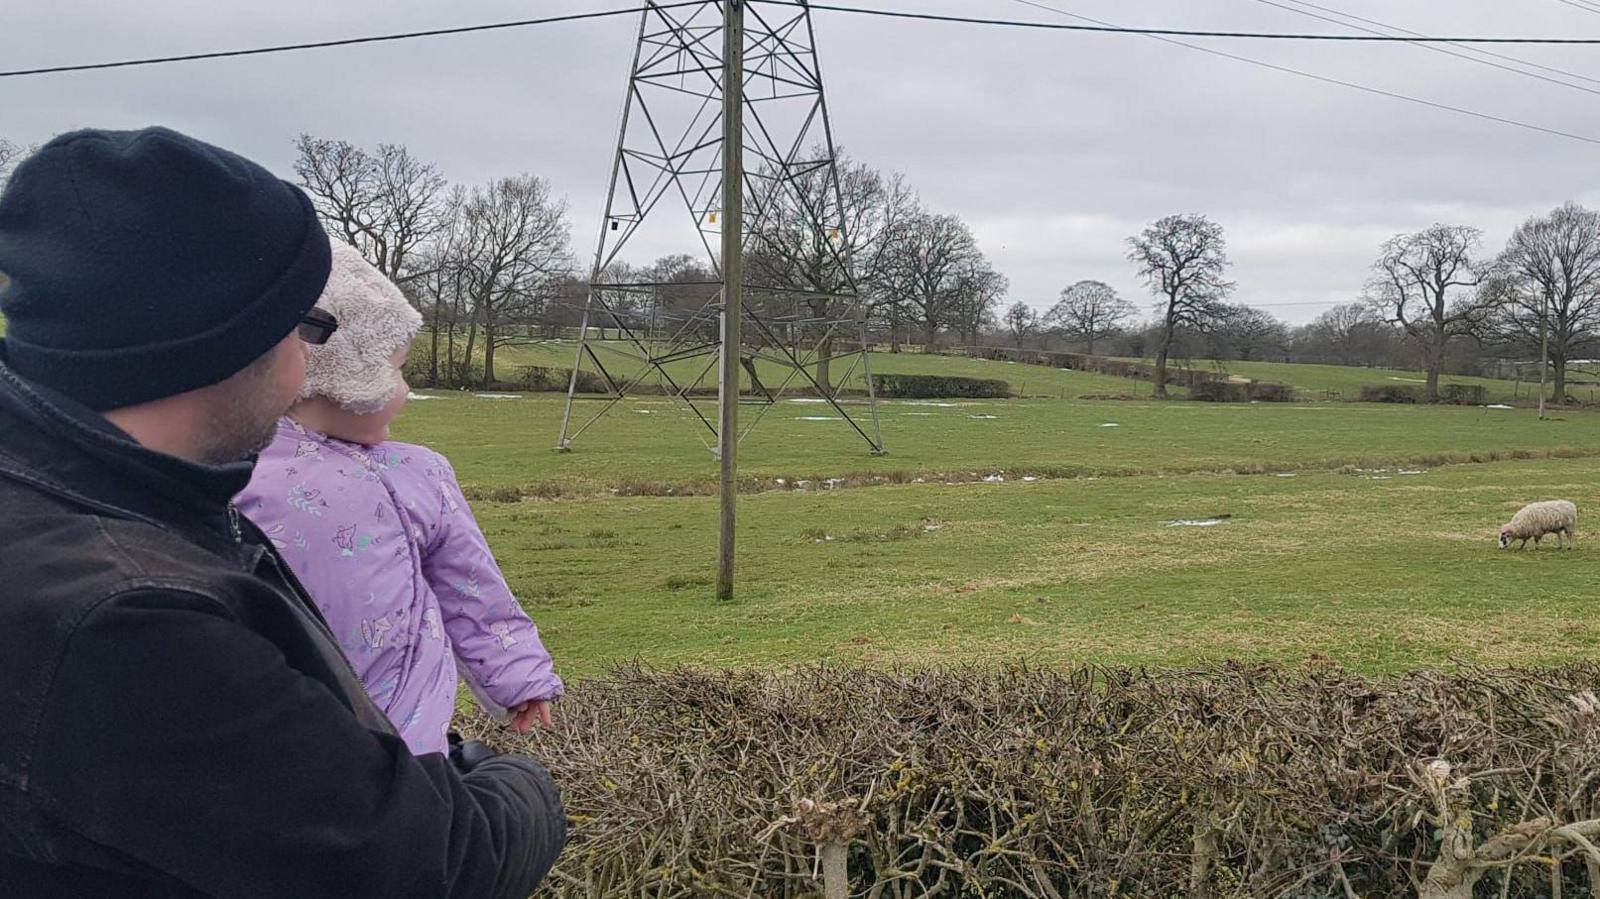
[236,419,562,755]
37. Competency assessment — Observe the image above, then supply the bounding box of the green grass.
[392,392,1600,494]
[1120,356,1540,403]
[484,339,1163,398]
[473,456,1600,677]
[380,387,1600,677]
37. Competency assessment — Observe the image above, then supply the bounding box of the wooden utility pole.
[717,0,744,601]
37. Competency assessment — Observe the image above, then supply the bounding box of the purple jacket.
[237,419,562,755]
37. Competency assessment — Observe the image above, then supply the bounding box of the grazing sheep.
[1499,499,1577,550]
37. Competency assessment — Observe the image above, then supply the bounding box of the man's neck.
[103,401,205,463]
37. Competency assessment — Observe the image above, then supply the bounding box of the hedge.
[1360,384,1424,404]
[1189,381,1296,403]
[871,373,1010,398]
[475,663,1600,899]
[1439,384,1488,406]
[967,347,1227,389]
[1359,384,1489,406]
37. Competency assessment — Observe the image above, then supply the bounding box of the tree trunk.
[923,319,938,354]
[1086,334,1096,356]
[429,298,443,387]
[1425,358,1441,403]
[889,307,902,353]
[483,330,498,386]
[1154,304,1177,399]
[461,320,479,388]
[1554,356,1568,403]
[815,332,834,397]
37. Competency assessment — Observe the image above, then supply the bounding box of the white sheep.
[1499,499,1577,550]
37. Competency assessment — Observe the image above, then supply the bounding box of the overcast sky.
[6,0,1600,324]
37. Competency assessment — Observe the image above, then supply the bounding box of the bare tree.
[293,135,447,283]
[1309,303,1384,366]
[746,152,915,393]
[1127,214,1235,397]
[1045,279,1134,355]
[1212,305,1287,361]
[1365,224,1484,402]
[1480,203,1600,402]
[1002,302,1039,347]
[451,175,574,385]
[881,210,987,351]
[0,139,22,189]
[0,138,40,194]
[945,262,1007,345]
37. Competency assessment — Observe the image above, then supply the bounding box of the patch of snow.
[797,416,842,421]
[983,474,1005,483]
[969,414,999,420]
[1398,469,1425,476]
[1022,476,1039,482]
[824,478,845,489]
[1486,404,1514,410]
[474,393,521,400]
[775,478,788,486]
[635,409,656,414]
[903,412,936,416]
[787,398,829,404]
[1387,376,1427,383]
[406,392,439,401]
[1164,518,1226,528]
[1275,473,1297,478]
[1364,476,1393,481]
[1098,422,1119,428]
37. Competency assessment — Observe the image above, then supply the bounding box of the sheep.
[1498,499,1577,550]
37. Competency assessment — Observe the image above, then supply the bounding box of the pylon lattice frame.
[555,0,885,456]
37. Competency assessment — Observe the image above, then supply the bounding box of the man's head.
[0,126,332,463]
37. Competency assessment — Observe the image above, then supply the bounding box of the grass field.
[399,392,1600,493]
[388,389,1600,678]
[1170,358,1544,403]
[485,338,1159,398]
[488,338,1570,404]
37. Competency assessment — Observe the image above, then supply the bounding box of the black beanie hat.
[0,126,332,411]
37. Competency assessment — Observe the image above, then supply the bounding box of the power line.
[803,3,1600,43]
[1247,0,1600,98]
[1555,0,1600,17]
[7,2,1600,83]
[0,5,693,79]
[1007,0,1600,147]
[1282,0,1600,88]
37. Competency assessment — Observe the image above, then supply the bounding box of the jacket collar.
[0,342,254,551]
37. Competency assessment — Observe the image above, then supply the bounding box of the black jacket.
[0,351,565,897]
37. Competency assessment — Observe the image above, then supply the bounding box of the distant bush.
[1359,384,1423,404]
[871,374,1010,398]
[515,365,608,394]
[967,347,1228,390]
[1248,381,1295,402]
[1188,381,1249,402]
[1439,384,1488,405]
[1188,381,1295,403]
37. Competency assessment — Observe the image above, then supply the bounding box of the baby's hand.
[511,699,554,733]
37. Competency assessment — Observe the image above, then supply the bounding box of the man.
[0,127,564,896]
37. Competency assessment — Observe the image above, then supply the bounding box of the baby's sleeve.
[420,455,563,712]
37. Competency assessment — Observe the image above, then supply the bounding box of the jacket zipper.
[227,503,242,544]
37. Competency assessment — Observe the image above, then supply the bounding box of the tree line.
[287,136,1015,392]
[1004,209,1600,403]
[4,133,1594,402]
